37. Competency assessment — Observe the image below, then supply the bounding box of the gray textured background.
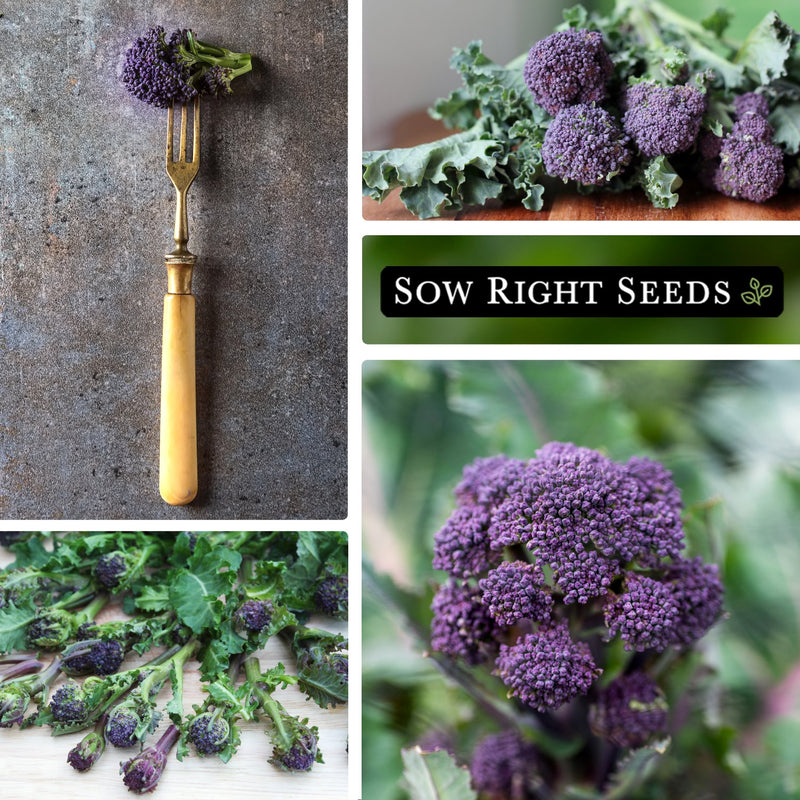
[0,2,347,519]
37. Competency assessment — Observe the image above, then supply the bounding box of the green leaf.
[134,583,171,612]
[769,102,800,154]
[0,601,36,653]
[168,540,242,634]
[735,11,798,85]
[399,748,477,800]
[741,291,757,305]
[297,661,348,709]
[640,156,683,210]
[701,8,733,38]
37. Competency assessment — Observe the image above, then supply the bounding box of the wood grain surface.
[0,551,348,800]
[363,112,800,222]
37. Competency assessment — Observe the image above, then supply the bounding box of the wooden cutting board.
[0,551,348,800]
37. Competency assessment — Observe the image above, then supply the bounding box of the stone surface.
[0,1,347,519]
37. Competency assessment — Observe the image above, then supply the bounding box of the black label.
[380,266,783,318]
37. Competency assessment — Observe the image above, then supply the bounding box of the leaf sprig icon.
[741,277,773,306]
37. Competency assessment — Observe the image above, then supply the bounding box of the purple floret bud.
[495,622,601,711]
[106,706,141,748]
[120,724,179,793]
[524,29,614,115]
[314,574,348,619]
[730,115,775,144]
[63,638,125,676]
[604,574,679,652]
[470,730,540,800]
[0,684,29,727]
[733,92,770,119]
[622,82,707,157]
[433,505,499,579]
[430,580,500,666]
[542,104,633,187]
[68,730,106,772]
[589,671,668,748]
[121,26,196,109]
[479,561,553,625]
[272,730,319,772]
[454,455,526,509]
[664,556,724,646]
[50,681,89,724]
[234,599,274,634]
[187,712,230,755]
[198,65,234,97]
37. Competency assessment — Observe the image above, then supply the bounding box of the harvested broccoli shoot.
[122,27,252,108]
[0,532,347,793]
[363,0,800,215]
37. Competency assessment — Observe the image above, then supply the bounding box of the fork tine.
[166,103,174,163]
[179,102,188,161]
[192,98,200,164]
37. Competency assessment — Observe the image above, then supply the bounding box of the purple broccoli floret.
[121,27,252,109]
[589,672,668,748]
[622,82,707,157]
[604,574,679,652]
[542,104,633,186]
[470,730,540,800]
[49,681,89,725]
[454,455,526,509]
[105,706,141,748]
[67,730,106,772]
[430,580,499,666]
[733,92,770,119]
[233,599,273,634]
[489,442,683,604]
[495,622,601,711]
[273,730,319,772]
[62,638,125,676]
[479,561,553,626]
[120,724,179,793]
[433,504,499,579]
[712,132,784,203]
[314,574,348,619]
[523,29,614,115]
[664,556,724,646]
[187,712,231,755]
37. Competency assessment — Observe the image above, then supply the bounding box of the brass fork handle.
[159,256,197,506]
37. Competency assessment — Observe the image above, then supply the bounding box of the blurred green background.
[363,237,800,344]
[363,360,800,800]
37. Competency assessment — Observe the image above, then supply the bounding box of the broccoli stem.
[243,657,295,752]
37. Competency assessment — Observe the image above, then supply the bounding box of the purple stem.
[0,658,43,682]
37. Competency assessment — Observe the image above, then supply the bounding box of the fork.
[160,98,200,505]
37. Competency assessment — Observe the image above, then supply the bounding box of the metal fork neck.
[165,253,195,295]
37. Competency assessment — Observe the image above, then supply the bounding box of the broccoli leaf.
[168,540,242,634]
[640,156,683,209]
[0,601,36,653]
[770,102,800,154]
[701,9,733,38]
[297,661,348,709]
[735,11,798,85]
[399,747,477,800]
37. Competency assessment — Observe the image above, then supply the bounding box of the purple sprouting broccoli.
[242,658,323,772]
[314,573,348,619]
[105,706,141,748]
[711,122,785,203]
[62,638,125,677]
[94,548,159,591]
[281,625,349,709]
[187,711,232,756]
[26,608,77,650]
[49,680,90,725]
[496,622,602,711]
[470,730,540,800]
[622,81,707,157]
[121,27,252,108]
[435,455,525,580]
[542,104,633,186]
[733,91,770,119]
[428,441,723,728]
[0,657,62,727]
[479,562,552,626]
[120,723,180,793]
[604,573,680,652]
[233,599,274,634]
[663,556,724,646]
[523,29,614,115]
[589,671,668,748]
[430,580,500,667]
[67,727,107,772]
